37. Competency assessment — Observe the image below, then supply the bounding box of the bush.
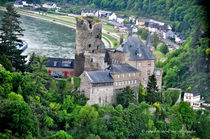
[159,44,169,55]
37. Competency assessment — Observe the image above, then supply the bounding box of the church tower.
[74,16,103,76]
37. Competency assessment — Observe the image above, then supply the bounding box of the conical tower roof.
[146,33,152,49]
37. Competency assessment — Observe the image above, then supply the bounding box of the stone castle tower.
[74,16,104,76]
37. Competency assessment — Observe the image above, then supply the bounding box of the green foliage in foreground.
[0,60,209,138]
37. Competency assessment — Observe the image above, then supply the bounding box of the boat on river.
[16,41,28,51]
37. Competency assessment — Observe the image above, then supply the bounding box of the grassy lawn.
[103,33,119,48]
[17,9,76,27]
[103,24,119,33]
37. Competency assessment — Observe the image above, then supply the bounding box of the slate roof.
[107,63,140,74]
[46,57,74,68]
[117,36,155,60]
[82,8,98,14]
[175,32,186,40]
[86,70,114,83]
[187,90,200,96]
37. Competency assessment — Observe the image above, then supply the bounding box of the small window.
[131,80,133,84]
[138,62,141,66]
[129,73,131,77]
[122,81,124,85]
[147,70,150,76]
[105,96,108,103]
[134,80,137,84]
[88,44,91,48]
[122,74,125,78]
[133,73,136,76]
[128,81,130,84]
[148,62,151,66]
[90,58,93,62]
[89,23,92,29]
[125,81,127,84]
[96,35,100,38]
[116,82,118,86]
[117,75,120,78]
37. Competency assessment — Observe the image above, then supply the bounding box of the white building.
[175,32,186,44]
[42,3,57,9]
[109,13,117,21]
[22,1,28,6]
[81,8,99,17]
[163,30,175,39]
[184,91,203,109]
[99,10,112,18]
[129,16,136,23]
[14,1,23,8]
[117,15,125,24]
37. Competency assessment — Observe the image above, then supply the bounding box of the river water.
[0,11,76,59]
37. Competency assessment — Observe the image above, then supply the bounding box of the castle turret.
[74,16,103,76]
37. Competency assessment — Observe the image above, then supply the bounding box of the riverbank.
[0,6,117,48]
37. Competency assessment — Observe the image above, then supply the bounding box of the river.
[0,11,76,59]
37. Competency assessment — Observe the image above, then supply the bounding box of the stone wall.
[84,52,108,72]
[127,60,155,89]
[88,85,114,106]
[80,72,91,98]
[80,72,114,106]
[74,16,103,76]
[108,51,129,64]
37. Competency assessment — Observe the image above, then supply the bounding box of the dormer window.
[54,61,57,66]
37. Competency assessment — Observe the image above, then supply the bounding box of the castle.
[75,16,162,106]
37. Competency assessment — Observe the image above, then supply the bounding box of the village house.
[99,10,112,18]
[109,13,117,21]
[175,32,186,44]
[46,57,74,77]
[136,19,148,28]
[14,1,23,8]
[42,3,57,9]
[81,8,99,17]
[129,16,136,23]
[162,30,175,39]
[117,15,126,24]
[80,70,114,106]
[184,90,204,109]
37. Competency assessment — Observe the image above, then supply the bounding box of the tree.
[46,130,72,139]
[0,93,34,138]
[0,4,26,72]
[151,33,160,49]
[73,105,98,129]
[146,74,160,104]
[159,44,169,55]
[116,86,137,108]
[0,54,12,72]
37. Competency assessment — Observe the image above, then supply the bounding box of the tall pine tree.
[146,74,161,104]
[0,4,26,72]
